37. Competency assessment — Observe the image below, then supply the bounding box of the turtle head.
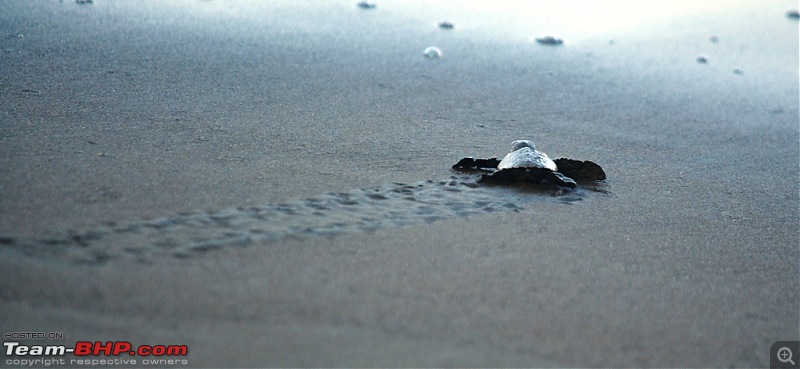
[510,140,536,151]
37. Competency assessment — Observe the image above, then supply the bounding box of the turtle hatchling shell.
[497,147,557,171]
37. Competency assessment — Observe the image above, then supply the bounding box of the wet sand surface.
[1,0,798,367]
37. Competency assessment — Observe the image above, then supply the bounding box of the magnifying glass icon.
[778,347,796,365]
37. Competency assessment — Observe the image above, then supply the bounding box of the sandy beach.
[1,0,798,367]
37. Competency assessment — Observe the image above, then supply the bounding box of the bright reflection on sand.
[436,0,737,36]
[128,0,771,51]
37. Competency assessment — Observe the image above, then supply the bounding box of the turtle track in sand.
[0,174,601,265]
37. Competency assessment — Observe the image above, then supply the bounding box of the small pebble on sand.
[423,46,442,59]
[535,35,563,45]
[357,1,376,9]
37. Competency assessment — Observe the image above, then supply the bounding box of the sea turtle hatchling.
[452,139,606,189]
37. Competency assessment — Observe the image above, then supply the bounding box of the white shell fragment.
[423,46,442,59]
[498,140,557,171]
[535,35,563,45]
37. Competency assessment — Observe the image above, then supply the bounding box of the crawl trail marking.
[0,174,598,264]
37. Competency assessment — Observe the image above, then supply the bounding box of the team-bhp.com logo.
[5,341,188,356]
[4,341,189,367]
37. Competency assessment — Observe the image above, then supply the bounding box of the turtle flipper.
[553,158,606,182]
[478,168,528,183]
[545,171,577,188]
[453,157,501,170]
[479,168,576,188]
